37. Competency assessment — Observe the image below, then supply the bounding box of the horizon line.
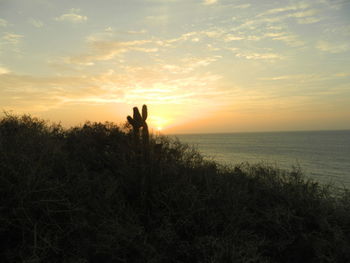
[168,128,350,136]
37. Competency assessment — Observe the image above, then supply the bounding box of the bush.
[0,114,349,262]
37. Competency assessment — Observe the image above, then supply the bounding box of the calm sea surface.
[173,130,350,187]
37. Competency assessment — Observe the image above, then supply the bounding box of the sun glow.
[149,115,169,133]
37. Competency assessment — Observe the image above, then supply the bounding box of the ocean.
[173,130,350,187]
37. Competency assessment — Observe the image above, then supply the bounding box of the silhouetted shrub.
[0,114,349,262]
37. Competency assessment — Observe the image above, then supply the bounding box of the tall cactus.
[127,105,149,146]
[127,105,152,201]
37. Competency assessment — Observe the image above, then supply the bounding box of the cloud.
[0,66,10,75]
[334,72,350,78]
[66,39,154,65]
[2,33,23,45]
[181,56,220,68]
[318,0,346,10]
[230,11,310,47]
[71,28,223,66]
[0,72,122,112]
[127,29,147,34]
[0,18,8,27]
[324,25,350,37]
[61,28,224,66]
[250,3,319,27]
[224,34,244,42]
[297,17,321,24]
[161,56,221,74]
[203,0,218,5]
[223,26,304,47]
[1,33,24,53]
[145,15,168,24]
[260,73,350,83]
[266,32,305,47]
[0,65,223,115]
[316,40,349,53]
[55,8,87,23]
[287,9,318,18]
[260,74,317,81]
[260,2,310,16]
[28,18,44,28]
[154,29,224,47]
[234,52,283,61]
[231,4,251,9]
[146,0,180,2]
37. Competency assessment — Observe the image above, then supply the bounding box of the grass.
[0,114,349,262]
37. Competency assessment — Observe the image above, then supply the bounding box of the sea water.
[173,130,350,187]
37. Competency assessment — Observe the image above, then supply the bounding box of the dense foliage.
[1,114,349,262]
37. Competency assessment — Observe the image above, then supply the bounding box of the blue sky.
[0,0,349,132]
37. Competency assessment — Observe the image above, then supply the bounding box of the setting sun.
[148,115,170,132]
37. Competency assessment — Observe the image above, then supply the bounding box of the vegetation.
[1,114,350,262]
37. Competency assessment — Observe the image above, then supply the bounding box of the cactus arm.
[127,116,136,127]
[133,107,143,123]
[142,105,148,121]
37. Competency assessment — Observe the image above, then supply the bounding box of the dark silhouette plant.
[127,105,151,199]
[127,104,149,148]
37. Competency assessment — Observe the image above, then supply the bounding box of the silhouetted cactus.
[127,104,149,147]
[127,105,151,199]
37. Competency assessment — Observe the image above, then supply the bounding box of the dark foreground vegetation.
[1,114,350,263]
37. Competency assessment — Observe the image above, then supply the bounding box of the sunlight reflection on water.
[174,130,350,187]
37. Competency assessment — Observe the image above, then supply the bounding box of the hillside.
[1,114,350,262]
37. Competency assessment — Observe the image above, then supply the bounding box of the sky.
[0,0,349,133]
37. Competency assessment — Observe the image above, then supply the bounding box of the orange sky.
[1,0,350,133]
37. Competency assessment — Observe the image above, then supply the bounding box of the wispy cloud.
[161,56,221,74]
[334,72,350,77]
[28,18,44,28]
[203,0,218,5]
[260,72,350,83]
[55,8,88,23]
[0,18,8,27]
[224,34,244,42]
[297,17,321,24]
[260,2,310,16]
[287,9,318,18]
[316,40,349,53]
[2,33,23,45]
[0,66,223,114]
[266,32,305,47]
[0,73,119,112]
[231,4,251,9]
[260,74,319,81]
[64,27,225,66]
[1,32,24,53]
[318,0,346,10]
[245,3,320,28]
[181,56,220,68]
[234,52,283,61]
[145,15,168,24]
[66,39,154,65]
[223,28,304,47]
